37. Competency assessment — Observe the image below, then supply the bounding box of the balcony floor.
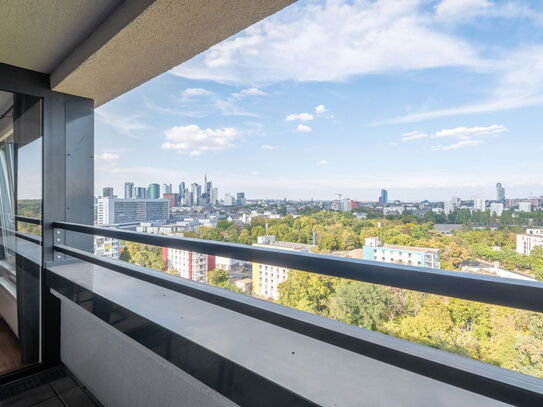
[0,365,100,407]
[0,318,23,376]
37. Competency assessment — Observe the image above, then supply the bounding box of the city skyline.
[94,0,543,201]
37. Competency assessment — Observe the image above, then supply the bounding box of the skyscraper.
[163,183,172,194]
[178,182,186,205]
[135,187,147,199]
[236,192,246,206]
[191,183,201,206]
[148,183,160,199]
[124,182,134,199]
[211,187,218,205]
[496,182,506,201]
[103,187,114,198]
[380,189,388,205]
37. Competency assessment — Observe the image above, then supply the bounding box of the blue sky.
[94,0,543,202]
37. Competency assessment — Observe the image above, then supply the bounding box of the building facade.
[148,183,160,199]
[363,237,441,269]
[518,201,532,212]
[96,197,169,224]
[252,235,314,300]
[94,235,121,259]
[496,182,506,201]
[164,247,215,283]
[489,202,504,217]
[102,187,114,198]
[516,228,543,255]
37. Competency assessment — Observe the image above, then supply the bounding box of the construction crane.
[334,193,343,201]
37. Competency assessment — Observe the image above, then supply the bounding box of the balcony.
[1,1,543,406]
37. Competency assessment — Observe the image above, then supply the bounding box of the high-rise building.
[191,183,201,206]
[124,182,134,199]
[490,202,504,217]
[178,182,186,205]
[185,191,193,207]
[163,183,172,194]
[340,198,351,212]
[96,197,169,224]
[148,183,160,199]
[102,187,114,198]
[380,189,388,205]
[163,193,178,208]
[236,192,246,206]
[496,182,506,201]
[135,187,147,199]
[211,187,218,205]
[473,197,486,212]
[224,193,234,206]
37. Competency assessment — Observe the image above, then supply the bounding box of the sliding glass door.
[0,89,42,376]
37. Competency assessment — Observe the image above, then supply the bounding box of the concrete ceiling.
[0,0,295,106]
[0,0,123,73]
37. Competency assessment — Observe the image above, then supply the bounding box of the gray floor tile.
[32,398,64,407]
[0,384,55,407]
[58,387,96,407]
[49,377,76,395]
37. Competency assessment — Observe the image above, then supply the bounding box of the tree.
[328,281,397,330]
[207,268,241,292]
[123,242,165,271]
[277,270,336,314]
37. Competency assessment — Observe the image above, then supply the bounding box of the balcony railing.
[47,220,543,406]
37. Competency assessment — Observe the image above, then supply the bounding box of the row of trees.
[278,271,543,378]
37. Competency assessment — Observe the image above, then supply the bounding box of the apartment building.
[363,237,441,269]
[252,235,315,300]
[96,197,169,224]
[516,228,543,255]
[163,247,215,283]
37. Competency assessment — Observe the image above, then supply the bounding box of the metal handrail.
[52,221,543,312]
[49,241,543,406]
[16,215,42,225]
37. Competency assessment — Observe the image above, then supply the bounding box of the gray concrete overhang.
[0,0,295,106]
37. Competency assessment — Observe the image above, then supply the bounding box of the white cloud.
[435,0,492,20]
[231,88,267,99]
[296,124,312,133]
[432,139,483,151]
[376,46,543,125]
[251,171,261,176]
[162,125,239,155]
[435,0,543,24]
[401,131,428,141]
[180,88,214,101]
[315,104,328,114]
[261,145,277,150]
[95,109,149,138]
[433,124,507,139]
[317,160,329,165]
[95,152,120,161]
[404,124,507,150]
[286,113,314,122]
[171,0,480,84]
